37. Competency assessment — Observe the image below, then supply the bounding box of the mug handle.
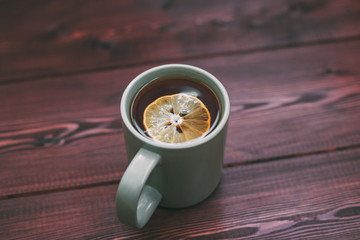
[116,148,162,228]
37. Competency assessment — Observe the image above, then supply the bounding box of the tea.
[131,75,221,142]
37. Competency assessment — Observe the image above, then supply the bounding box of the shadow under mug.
[116,64,230,228]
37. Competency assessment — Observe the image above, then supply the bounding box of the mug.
[116,64,230,228]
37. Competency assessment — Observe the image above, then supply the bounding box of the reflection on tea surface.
[131,75,221,143]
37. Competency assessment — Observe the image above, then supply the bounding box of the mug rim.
[120,64,230,150]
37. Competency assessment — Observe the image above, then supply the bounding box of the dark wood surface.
[1,0,360,239]
[1,41,360,198]
[1,0,360,82]
[1,149,360,239]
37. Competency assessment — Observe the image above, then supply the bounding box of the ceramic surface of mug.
[116,64,230,228]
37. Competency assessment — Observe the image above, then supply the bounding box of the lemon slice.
[143,93,211,143]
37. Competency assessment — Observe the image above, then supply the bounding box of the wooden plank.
[1,0,359,81]
[1,41,360,197]
[1,149,359,239]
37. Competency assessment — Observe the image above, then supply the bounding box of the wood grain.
[1,149,359,239]
[1,0,359,81]
[0,118,125,197]
[1,41,360,197]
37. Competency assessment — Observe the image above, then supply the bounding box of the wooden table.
[1,0,360,239]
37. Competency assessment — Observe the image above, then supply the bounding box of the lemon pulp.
[143,93,211,143]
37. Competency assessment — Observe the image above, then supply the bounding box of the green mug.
[116,64,230,228]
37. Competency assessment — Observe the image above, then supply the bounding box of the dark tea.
[131,75,221,142]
